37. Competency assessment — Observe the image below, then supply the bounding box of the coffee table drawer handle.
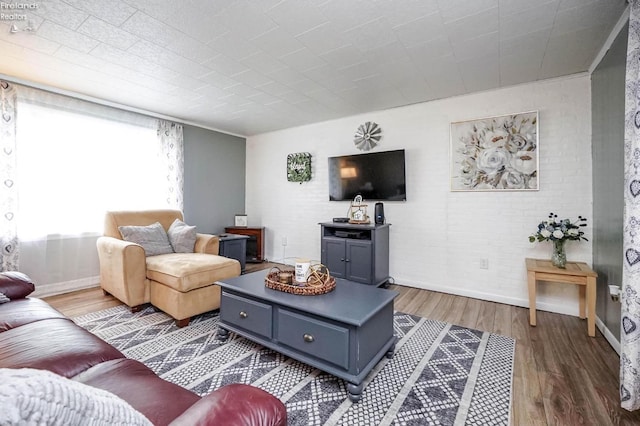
[239,311,248,319]
[303,333,314,343]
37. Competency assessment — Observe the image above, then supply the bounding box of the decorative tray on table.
[265,264,335,296]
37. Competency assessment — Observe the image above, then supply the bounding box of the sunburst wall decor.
[354,122,382,151]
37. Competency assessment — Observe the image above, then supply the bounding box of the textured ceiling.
[0,0,628,136]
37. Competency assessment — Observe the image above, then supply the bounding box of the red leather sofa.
[0,272,287,425]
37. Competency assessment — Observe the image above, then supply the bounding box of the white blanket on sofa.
[0,368,152,426]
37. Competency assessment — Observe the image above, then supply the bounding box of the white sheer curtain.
[0,80,18,271]
[16,101,166,239]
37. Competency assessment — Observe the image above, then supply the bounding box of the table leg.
[217,326,230,342]
[587,277,596,337]
[578,285,586,319]
[347,382,363,402]
[528,271,537,327]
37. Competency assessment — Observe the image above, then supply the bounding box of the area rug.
[74,306,515,425]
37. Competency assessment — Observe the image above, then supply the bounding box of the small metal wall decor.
[354,122,382,151]
[348,195,370,224]
[287,152,312,183]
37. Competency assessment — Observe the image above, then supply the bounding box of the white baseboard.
[31,275,100,298]
[393,277,580,317]
[596,316,621,355]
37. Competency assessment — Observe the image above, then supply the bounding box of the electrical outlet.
[282,236,287,246]
[480,258,489,269]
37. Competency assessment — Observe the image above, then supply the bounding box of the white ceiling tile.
[393,13,445,48]
[127,40,212,79]
[257,80,293,97]
[295,22,350,55]
[371,0,439,27]
[500,27,551,57]
[120,11,182,47]
[90,43,182,83]
[245,91,283,105]
[318,45,365,69]
[396,78,435,103]
[551,1,626,38]
[437,0,499,23]
[263,66,307,86]
[499,0,558,17]
[317,0,384,33]
[227,83,262,98]
[406,36,454,66]
[77,16,138,50]
[217,1,279,40]
[266,0,330,37]
[249,27,306,58]
[500,6,556,39]
[31,0,88,30]
[232,69,273,88]
[279,48,328,72]
[208,33,261,61]
[165,33,219,64]
[277,90,312,104]
[458,54,500,92]
[119,0,183,20]
[204,55,249,76]
[444,7,501,44]
[500,50,543,86]
[63,0,136,27]
[451,32,499,60]
[286,77,326,95]
[163,10,231,42]
[197,70,239,90]
[240,52,288,76]
[36,20,99,53]
[344,18,401,52]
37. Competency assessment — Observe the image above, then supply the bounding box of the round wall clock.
[354,122,382,151]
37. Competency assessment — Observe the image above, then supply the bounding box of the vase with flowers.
[528,212,588,268]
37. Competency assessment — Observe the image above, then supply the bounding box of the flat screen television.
[328,149,407,201]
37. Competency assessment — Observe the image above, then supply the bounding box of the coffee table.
[216,270,398,402]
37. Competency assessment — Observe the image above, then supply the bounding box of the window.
[16,101,169,240]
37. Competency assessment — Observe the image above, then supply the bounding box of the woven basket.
[265,264,336,296]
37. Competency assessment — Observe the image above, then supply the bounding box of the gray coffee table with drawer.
[216,270,398,402]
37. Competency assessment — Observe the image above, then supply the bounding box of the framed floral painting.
[450,111,538,191]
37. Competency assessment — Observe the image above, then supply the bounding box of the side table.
[219,234,249,273]
[525,258,598,337]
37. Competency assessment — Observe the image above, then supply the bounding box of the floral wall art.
[450,111,538,191]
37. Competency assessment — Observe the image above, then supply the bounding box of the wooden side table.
[224,227,265,263]
[525,258,598,337]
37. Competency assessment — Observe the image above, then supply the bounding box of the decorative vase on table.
[529,212,588,269]
[551,239,567,269]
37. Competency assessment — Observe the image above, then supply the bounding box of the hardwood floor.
[43,262,640,426]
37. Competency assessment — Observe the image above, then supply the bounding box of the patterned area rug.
[74,306,514,425]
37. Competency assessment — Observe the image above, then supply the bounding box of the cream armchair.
[96,210,240,327]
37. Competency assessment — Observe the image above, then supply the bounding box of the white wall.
[246,74,592,317]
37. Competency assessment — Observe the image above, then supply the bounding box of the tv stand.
[319,222,390,287]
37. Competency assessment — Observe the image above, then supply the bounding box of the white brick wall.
[246,74,592,317]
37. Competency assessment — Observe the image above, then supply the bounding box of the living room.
[1,0,639,425]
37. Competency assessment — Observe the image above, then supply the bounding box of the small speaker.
[374,202,385,224]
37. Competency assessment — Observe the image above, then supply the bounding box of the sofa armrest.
[194,234,219,255]
[169,384,286,426]
[96,236,148,307]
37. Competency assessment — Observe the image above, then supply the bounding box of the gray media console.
[320,222,390,287]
